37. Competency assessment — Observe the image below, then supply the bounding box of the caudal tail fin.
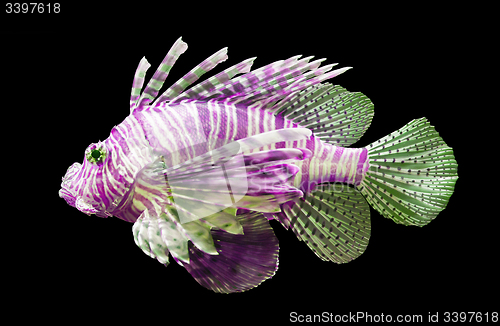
[358,117,458,226]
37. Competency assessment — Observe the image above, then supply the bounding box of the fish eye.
[85,142,107,164]
[91,150,101,159]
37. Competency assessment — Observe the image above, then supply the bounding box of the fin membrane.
[131,37,188,112]
[184,211,279,293]
[271,83,374,147]
[130,57,151,112]
[282,183,371,263]
[171,54,347,107]
[130,38,354,114]
[113,128,312,223]
[359,117,458,226]
[153,46,229,105]
[167,57,256,103]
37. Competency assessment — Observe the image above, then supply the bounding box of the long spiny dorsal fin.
[168,57,256,103]
[152,47,230,106]
[129,57,151,112]
[222,57,332,106]
[130,38,373,147]
[131,37,188,112]
[174,55,339,106]
[168,55,303,103]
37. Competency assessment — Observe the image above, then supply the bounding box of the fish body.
[59,37,458,293]
[136,99,369,197]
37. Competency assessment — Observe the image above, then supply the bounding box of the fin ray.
[132,37,188,112]
[130,57,151,112]
[282,184,371,263]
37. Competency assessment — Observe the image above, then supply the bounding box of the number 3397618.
[6,3,60,13]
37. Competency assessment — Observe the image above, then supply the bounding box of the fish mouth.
[60,188,111,218]
[61,162,81,186]
[59,162,82,207]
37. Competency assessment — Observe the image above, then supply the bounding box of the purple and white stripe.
[133,98,369,196]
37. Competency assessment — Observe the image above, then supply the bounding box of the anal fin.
[282,183,371,263]
[184,211,279,293]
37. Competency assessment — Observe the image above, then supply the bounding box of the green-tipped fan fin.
[283,184,371,263]
[359,117,458,226]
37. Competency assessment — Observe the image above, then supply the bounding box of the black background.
[2,3,490,324]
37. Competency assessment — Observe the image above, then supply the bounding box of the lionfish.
[59,37,458,293]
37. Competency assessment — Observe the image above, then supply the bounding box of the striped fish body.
[133,99,369,196]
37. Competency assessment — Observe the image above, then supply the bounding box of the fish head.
[59,141,120,218]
